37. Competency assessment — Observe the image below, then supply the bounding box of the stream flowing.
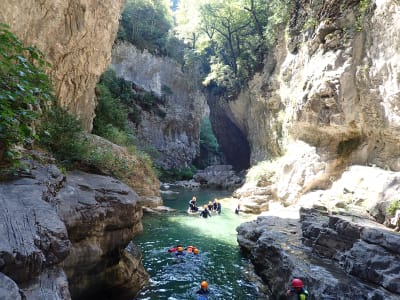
[134,187,261,300]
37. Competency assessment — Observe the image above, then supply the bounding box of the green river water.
[134,187,261,300]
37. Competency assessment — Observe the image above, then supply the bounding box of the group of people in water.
[167,244,211,297]
[188,196,221,218]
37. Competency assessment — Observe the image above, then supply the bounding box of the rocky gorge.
[1,0,400,299]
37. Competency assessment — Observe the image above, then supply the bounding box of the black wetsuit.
[189,200,198,212]
[196,288,209,295]
[215,203,221,214]
[200,208,212,218]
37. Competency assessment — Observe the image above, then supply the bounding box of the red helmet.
[291,278,304,288]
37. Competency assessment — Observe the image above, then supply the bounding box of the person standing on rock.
[286,278,309,300]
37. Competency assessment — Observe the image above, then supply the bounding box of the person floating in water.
[196,281,210,296]
[168,244,183,253]
[188,196,199,212]
[207,201,213,211]
[200,205,212,218]
[286,278,309,300]
[174,246,185,257]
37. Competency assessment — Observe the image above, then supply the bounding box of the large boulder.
[193,165,244,190]
[54,171,149,299]
[0,159,149,299]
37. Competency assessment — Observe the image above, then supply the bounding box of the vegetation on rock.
[0,23,53,163]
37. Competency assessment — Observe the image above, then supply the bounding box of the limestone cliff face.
[0,0,125,130]
[111,42,207,169]
[223,0,400,203]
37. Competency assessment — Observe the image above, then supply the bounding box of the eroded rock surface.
[0,160,148,299]
[237,207,400,299]
[54,171,148,299]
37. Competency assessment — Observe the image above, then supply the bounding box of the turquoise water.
[134,188,260,300]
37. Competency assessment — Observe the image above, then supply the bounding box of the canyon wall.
[111,42,207,169]
[0,0,125,130]
[223,0,400,204]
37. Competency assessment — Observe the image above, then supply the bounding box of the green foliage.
[118,0,173,54]
[200,117,220,153]
[264,0,293,46]
[175,0,294,97]
[98,69,134,105]
[387,200,400,216]
[37,106,88,166]
[0,23,53,162]
[356,0,371,31]
[157,165,197,182]
[93,83,128,133]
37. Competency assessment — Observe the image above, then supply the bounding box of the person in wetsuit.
[196,281,210,296]
[200,205,212,218]
[188,196,199,212]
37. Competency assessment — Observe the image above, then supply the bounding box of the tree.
[118,0,174,54]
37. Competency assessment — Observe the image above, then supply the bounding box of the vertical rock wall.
[226,0,400,203]
[111,42,207,169]
[0,0,125,130]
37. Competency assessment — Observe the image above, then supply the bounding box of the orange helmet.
[201,281,208,288]
[193,248,199,254]
[177,246,184,252]
[291,278,304,288]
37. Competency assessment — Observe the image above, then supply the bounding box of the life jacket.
[299,289,308,300]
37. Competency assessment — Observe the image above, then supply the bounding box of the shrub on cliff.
[118,0,173,54]
[0,23,53,163]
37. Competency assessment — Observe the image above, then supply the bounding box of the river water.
[134,187,261,300]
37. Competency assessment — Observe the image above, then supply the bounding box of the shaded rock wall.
[0,0,125,130]
[111,42,207,169]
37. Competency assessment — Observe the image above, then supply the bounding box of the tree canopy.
[117,0,293,96]
[175,0,293,96]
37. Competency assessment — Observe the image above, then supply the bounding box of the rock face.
[54,171,148,299]
[237,207,400,299]
[193,165,244,190]
[0,160,148,299]
[217,0,400,188]
[0,0,125,130]
[111,42,207,169]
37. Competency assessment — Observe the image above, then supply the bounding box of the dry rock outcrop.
[0,160,148,299]
[237,207,400,299]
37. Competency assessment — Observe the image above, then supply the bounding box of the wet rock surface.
[237,207,400,299]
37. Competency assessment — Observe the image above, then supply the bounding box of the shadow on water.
[134,188,261,300]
